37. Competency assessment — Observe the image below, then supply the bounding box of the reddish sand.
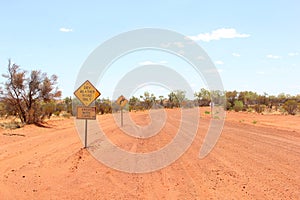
[0,108,299,199]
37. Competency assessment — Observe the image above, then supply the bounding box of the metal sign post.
[116,95,128,127]
[74,80,101,148]
[210,101,214,119]
[121,108,123,127]
[76,106,97,148]
[85,119,88,148]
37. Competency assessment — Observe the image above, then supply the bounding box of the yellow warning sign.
[120,99,128,107]
[116,95,128,107]
[74,80,101,106]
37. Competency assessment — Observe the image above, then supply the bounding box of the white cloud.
[266,54,281,59]
[196,56,205,60]
[188,28,250,42]
[204,68,223,74]
[59,27,73,32]
[138,61,167,65]
[160,42,184,48]
[215,60,224,65]
[138,61,156,65]
[173,42,184,48]
[256,71,265,75]
[232,53,241,57]
[160,42,171,48]
[177,50,185,55]
[288,52,299,56]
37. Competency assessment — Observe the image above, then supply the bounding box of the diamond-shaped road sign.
[74,80,101,106]
[116,95,128,107]
[120,99,128,107]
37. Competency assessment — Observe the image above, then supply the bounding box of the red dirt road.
[0,109,299,199]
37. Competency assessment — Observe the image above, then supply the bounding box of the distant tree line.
[92,89,300,116]
[224,90,300,115]
[1,60,300,127]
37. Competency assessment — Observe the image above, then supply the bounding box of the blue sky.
[0,0,299,99]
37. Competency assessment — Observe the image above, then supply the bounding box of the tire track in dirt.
[201,122,300,199]
[1,110,300,199]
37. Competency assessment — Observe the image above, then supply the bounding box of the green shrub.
[247,107,254,112]
[53,111,61,116]
[254,104,266,113]
[60,112,71,119]
[283,100,298,115]
[225,101,232,110]
[204,111,210,115]
[0,121,24,129]
[233,100,244,112]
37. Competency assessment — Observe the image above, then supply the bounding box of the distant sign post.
[116,95,128,127]
[210,101,214,119]
[74,80,101,148]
